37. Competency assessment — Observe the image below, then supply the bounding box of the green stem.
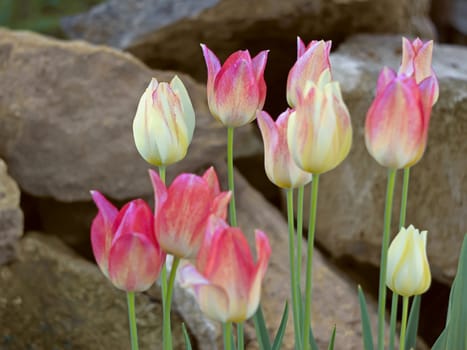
[303,175,320,350]
[377,169,397,350]
[126,292,139,350]
[163,256,181,350]
[287,189,302,349]
[400,296,409,350]
[399,168,410,229]
[227,127,237,227]
[224,322,233,350]
[388,292,399,350]
[296,185,305,298]
[237,323,244,350]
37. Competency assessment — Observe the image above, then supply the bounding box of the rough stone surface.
[299,35,467,284]
[0,159,23,264]
[0,233,187,349]
[0,28,260,202]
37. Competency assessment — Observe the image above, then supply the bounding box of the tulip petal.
[376,67,397,95]
[108,232,163,292]
[252,50,269,109]
[202,166,220,195]
[149,169,168,215]
[112,199,155,244]
[200,44,221,90]
[211,191,231,220]
[170,75,196,142]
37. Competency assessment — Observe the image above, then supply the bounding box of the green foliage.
[327,326,336,350]
[358,285,375,350]
[181,323,192,350]
[0,0,104,37]
[404,295,421,350]
[271,302,289,350]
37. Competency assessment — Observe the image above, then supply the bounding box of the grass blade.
[327,325,337,350]
[358,285,375,350]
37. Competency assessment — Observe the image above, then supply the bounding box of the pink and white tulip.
[90,192,165,292]
[133,76,195,166]
[257,109,312,188]
[180,217,271,323]
[399,37,439,104]
[287,38,332,108]
[201,44,268,127]
[149,167,231,259]
[365,68,437,169]
[287,69,352,174]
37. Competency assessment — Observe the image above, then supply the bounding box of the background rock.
[0,233,188,349]
[0,158,23,264]
[0,28,260,203]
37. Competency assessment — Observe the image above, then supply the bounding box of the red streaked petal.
[211,191,231,220]
[202,166,220,196]
[200,44,221,89]
[149,169,168,215]
[376,67,397,95]
[112,199,155,244]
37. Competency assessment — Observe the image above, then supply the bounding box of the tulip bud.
[257,109,312,188]
[201,44,268,127]
[287,69,352,174]
[287,38,332,108]
[90,192,165,292]
[386,225,431,297]
[179,216,271,323]
[149,167,231,259]
[399,37,439,104]
[133,76,195,166]
[365,68,437,169]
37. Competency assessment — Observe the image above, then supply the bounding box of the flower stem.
[296,185,305,296]
[400,296,409,350]
[237,323,244,350]
[224,322,233,350]
[227,127,237,227]
[163,256,181,350]
[377,169,397,350]
[303,174,320,350]
[126,292,139,350]
[388,292,399,350]
[287,189,302,349]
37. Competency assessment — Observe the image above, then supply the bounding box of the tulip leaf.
[432,235,467,350]
[272,301,289,350]
[182,323,192,350]
[253,304,272,350]
[309,325,319,350]
[404,294,421,350]
[327,325,337,350]
[358,285,375,350]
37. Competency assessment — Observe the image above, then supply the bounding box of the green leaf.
[272,302,289,350]
[309,325,319,350]
[432,234,467,350]
[327,325,337,350]
[358,285,375,350]
[253,304,272,350]
[404,295,421,350]
[182,323,192,350]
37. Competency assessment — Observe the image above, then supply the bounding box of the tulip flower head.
[287,69,352,174]
[150,167,231,259]
[133,76,195,166]
[257,109,312,188]
[365,68,437,169]
[201,44,268,127]
[90,191,165,292]
[287,38,332,108]
[386,225,431,297]
[399,37,439,104]
[179,216,271,323]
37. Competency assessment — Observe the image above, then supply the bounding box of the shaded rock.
[295,35,467,284]
[0,233,187,349]
[0,28,260,203]
[0,159,23,264]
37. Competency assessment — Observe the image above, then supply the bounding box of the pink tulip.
[90,191,165,292]
[257,109,312,188]
[201,44,268,127]
[179,216,271,323]
[365,67,437,169]
[150,167,231,259]
[399,37,439,104]
[287,37,332,108]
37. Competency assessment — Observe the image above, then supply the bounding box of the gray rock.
[0,158,23,264]
[0,28,259,203]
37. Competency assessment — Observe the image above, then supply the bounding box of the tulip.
[399,37,439,104]
[90,191,165,292]
[257,109,312,188]
[133,76,195,166]
[179,216,271,323]
[365,68,437,169]
[149,167,231,259]
[201,44,268,127]
[386,225,431,296]
[287,38,332,108]
[287,69,352,174]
